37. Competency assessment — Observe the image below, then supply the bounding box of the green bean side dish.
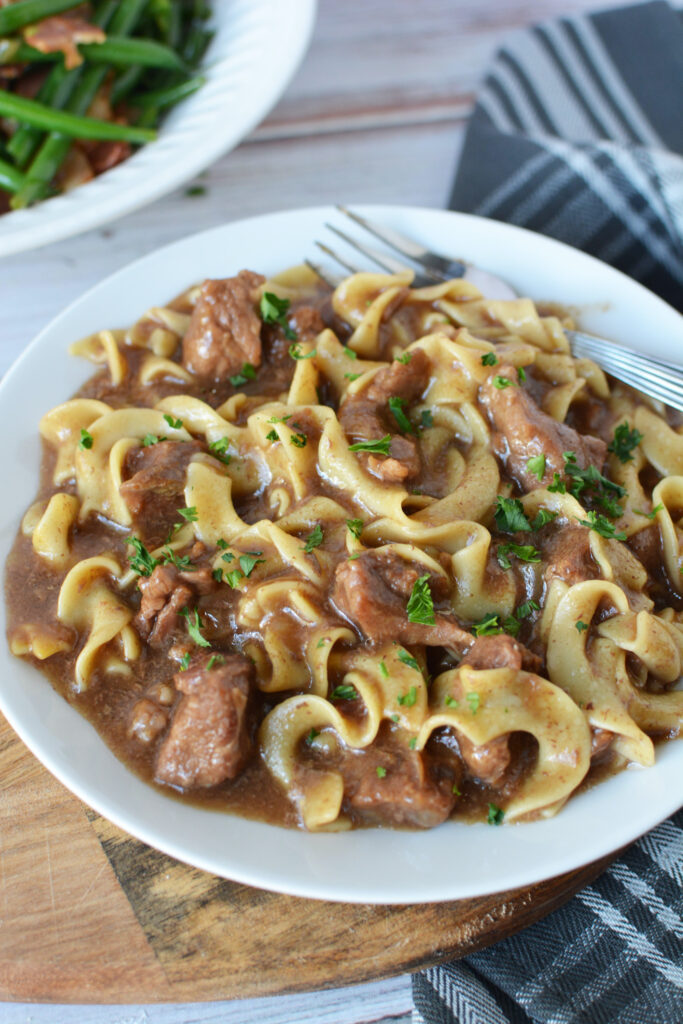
[0,0,212,211]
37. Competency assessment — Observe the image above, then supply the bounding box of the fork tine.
[305,256,343,289]
[325,224,414,277]
[336,204,465,280]
[314,241,363,277]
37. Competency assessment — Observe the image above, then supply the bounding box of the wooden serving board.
[0,711,615,1005]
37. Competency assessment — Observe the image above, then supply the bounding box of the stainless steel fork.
[307,206,683,413]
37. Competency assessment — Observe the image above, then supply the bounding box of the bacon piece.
[24,15,105,71]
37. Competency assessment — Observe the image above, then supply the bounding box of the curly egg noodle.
[7,264,683,832]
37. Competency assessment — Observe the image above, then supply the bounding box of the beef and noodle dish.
[6,265,683,830]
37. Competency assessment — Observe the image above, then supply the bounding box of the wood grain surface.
[0,712,616,1004]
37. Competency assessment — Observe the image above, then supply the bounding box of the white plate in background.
[0,205,681,904]
[0,0,317,256]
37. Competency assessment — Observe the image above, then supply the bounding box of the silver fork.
[307,206,683,413]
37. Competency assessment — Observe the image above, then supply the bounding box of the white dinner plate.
[1,205,681,904]
[0,0,317,256]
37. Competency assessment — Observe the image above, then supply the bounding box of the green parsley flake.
[316,637,328,649]
[445,695,459,708]
[548,472,566,494]
[207,654,225,670]
[346,518,364,539]
[526,453,546,481]
[420,409,434,429]
[221,551,235,563]
[576,620,588,632]
[494,496,532,533]
[388,396,416,435]
[578,510,626,541]
[209,437,232,464]
[306,728,319,744]
[406,574,435,626]
[163,414,183,429]
[398,649,420,671]
[78,427,93,450]
[481,352,498,367]
[216,539,228,550]
[493,375,512,389]
[344,372,361,382]
[397,686,417,707]
[162,547,192,570]
[497,542,541,570]
[229,362,257,387]
[331,683,357,700]
[517,366,527,383]
[467,692,480,715]
[452,783,461,796]
[126,537,158,577]
[304,524,323,552]
[608,422,643,463]
[289,343,317,360]
[472,614,502,637]
[563,452,625,518]
[212,568,223,582]
[343,346,357,360]
[516,599,540,619]
[349,435,392,456]
[260,292,296,340]
[179,651,191,671]
[487,803,504,825]
[224,569,244,588]
[266,429,278,442]
[290,431,307,448]
[395,352,412,365]
[409,737,417,750]
[142,433,162,447]
[531,508,558,531]
[177,506,198,522]
[376,766,387,779]
[239,551,264,577]
[180,607,211,648]
[379,660,389,679]
[391,713,400,723]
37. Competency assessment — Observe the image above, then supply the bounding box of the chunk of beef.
[127,698,167,744]
[340,348,430,483]
[24,14,105,70]
[332,549,470,650]
[340,738,455,828]
[457,733,511,786]
[460,633,541,673]
[479,365,607,492]
[87,138,131,174]
[155,655,254,789]
[290,305,325,339]
[120,440,203,547]
[135,564,215,646]
[182,271,265,380]
[543,527,596,587]
[628,524,660,577]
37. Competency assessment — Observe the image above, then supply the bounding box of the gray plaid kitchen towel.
[450,0,683,310]
[413,4,683,1022]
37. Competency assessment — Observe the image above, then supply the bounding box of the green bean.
[0,92,156,142]
[131,75,205,111]
[110,65,146,106]
[0,157,25,194]
[7,36,189,72]
[0,0,81,35]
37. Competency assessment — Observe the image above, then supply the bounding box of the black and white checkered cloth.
[413,4,683,1022]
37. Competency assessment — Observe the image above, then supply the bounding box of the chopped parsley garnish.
[531,508,558,530]
[349,435,392,456]
[420,409,434,429]
[289,343,317,360]
[163,414,183,429]
[212,568,223,582]
[494,496,532,533]
[638,503,663,520]
[78,428,93,450]
[260,292,296,340]
[316,637,329,649]
[376,766,387,778]
[180,607,211,648]
[306,728,320,744]
[409,737,418,750]
[344,372,361,382]
[331,684,357,701]
[161,547,192,570]
[346,518,364,539]
[304,524,324,552]
[379,660,389,679]
[406,574,435,626]
[224,569,245,588]
[209,437,232,464]
[398,649,420,671]
[526,454,546,482]
[481,351,498,366]
[472,613,502,637]
[388,396,416,435]
[126,537,158,577]
[207,654,225,670]
[177,506,198,522]
[229,362,257,387]
[142,433,163,446]
[487,803,504,825]
[290,432,307,448]
[547,473,566,493]
[517,366,527,383]
[179,651,191,671]
[216,539,228,550]
[266,429,278,442]
[497,543,541,570]
[516,599,540,619]
[397,686,418,707]
[221,551,235,563]
[578,510,626,541]
[452,783,461,796]
[608,422,643,463]
[239,551,264,577]
[343,346,357,359]
[493,375,512,389]
[576,620,588,632]
[268,414,293,423]
[445,695,459,707]
[395,352,412,364]
[563,452,625,518]
[466,692,480,715]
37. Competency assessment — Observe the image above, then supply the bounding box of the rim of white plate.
[0,0,317,256]
[0,205,681,905]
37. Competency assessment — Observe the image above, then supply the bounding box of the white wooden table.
[2,0,629,1020]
